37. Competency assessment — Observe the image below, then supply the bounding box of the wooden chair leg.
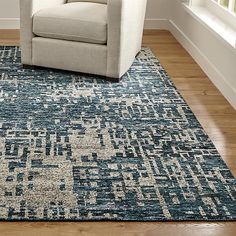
[106,77,122,83]
[136,51,141,58]
[22,64,35,69]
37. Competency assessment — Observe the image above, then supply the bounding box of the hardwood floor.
[0,29,236,236]
[0,29,20,46]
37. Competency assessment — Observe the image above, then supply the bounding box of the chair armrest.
[107,0,147,78]
[20,0,66,65]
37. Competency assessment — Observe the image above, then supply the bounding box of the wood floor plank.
[0,30,20,46]
[198,117,236,128]
[0,29,236,236]
[0,222,236,236]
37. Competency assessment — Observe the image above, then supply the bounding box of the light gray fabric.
[67,0,107,4]
[20,0,147,78]
[33,37,107,76]
[107,0,147,78]
[33,3,107,44]
[20,0,66,65]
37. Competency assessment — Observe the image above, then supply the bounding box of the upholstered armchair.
[19,0,147,81]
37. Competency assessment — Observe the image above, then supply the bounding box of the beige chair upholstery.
[20,0,147,80]
[33,3,107,44]
[68,0,107,3]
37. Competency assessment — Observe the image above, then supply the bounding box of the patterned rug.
[0,46,235,221]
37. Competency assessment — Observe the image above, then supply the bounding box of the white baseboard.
[0,18,20,29]
[168,20,236,110]
[144,19,169,29]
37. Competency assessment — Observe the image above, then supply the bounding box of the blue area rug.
[0,46,235,221]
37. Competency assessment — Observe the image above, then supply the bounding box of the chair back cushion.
[67,0,107,4]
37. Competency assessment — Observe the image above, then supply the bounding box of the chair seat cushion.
[33,2,107,45]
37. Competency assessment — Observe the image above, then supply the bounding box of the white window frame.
[216,0,235,13]
[182,0,236,49]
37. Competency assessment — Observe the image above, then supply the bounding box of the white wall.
[145,0,170,29]
[0,0,169,29]
[146,0,169,19]
[0,0,19,18]
[0,0,20,28]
